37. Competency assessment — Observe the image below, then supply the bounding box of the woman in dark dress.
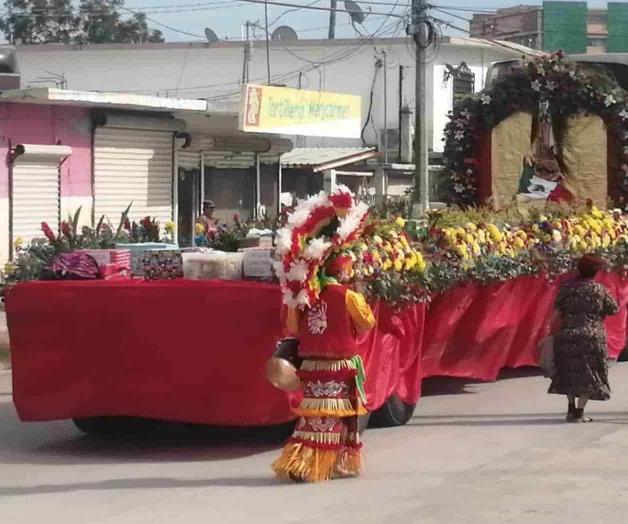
[548,255,619,422]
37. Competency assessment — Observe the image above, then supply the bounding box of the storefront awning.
[281,147,378,172]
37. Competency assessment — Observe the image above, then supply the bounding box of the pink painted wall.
[0,103,92,199]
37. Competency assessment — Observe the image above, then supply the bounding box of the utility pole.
[329,0,337,39]
[382,50,388,164]
[411,0,429,212]
[398,65,404,161]
[242,21,252,84]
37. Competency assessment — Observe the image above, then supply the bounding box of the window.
[587,37,607,48]
[444,63,476,106]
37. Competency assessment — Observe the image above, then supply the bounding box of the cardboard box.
[241,248,275,279]
[240,236,273,249]
[182,252,243,280]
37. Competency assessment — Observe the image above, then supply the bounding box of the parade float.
[2,55,627,434]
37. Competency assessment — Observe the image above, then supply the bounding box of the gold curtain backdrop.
[561,114,608,209]
[490,112,533,209]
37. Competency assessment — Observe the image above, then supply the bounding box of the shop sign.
[240,84,361,138]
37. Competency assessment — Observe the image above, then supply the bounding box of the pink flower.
[61,221,72,237]
[41,222,56,242]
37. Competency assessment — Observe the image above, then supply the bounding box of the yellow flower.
[195,223,206,235]
[471,242,481,257]
[456,227,466,237]
[486,224,502,242]
[465,233,475,244]
[13,236,24,249]
[372,251,381,263]
[395,217,406,228]
[165,221,176,234]
[3,262,16,276]
[590,207,604,219]
[477,230,487,243]
[464,222,478,232]
[382,259,393,271]
[414,253,426,273]
[394,259,404,272]
[514,237,525,249]
[400,236,409,248]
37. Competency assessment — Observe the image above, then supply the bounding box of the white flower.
[551,229,563,244]
[273,260,286,282]
[454,183,466,194]
[283,289,309,309]
[286,260,309,282]
[287,207,311,229]
[466,168,474,175]
[605,94,617,107]
[620,109,628,121]
[480,94,491,105]
[337,201,369,242]
[454,130,465,141]
[460,109,472,120]
[546,81,557,91]
[531,80,541,92]
[304,237,332,260]
[275,228,292,255]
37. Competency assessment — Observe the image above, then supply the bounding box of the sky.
[121,0,611,42]
[0,0,614,44]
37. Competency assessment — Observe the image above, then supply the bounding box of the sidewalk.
[0,309,9,370]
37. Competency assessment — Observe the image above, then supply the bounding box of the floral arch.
[442,53,628,208]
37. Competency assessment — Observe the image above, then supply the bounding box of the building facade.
[470,2,628,54]
[14,37,530,157]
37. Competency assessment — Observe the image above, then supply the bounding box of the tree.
[0,0,164,44]
[76,0,163,44]
[0,0,78,44]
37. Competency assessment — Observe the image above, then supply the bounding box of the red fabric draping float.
[5,280,425,426]
[5,274,626,425]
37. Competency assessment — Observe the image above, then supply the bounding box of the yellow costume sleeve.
[345,290,376,332]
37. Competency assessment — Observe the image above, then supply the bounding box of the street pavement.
[3,365,628,524]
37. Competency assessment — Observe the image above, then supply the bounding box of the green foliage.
[0,0,164,45]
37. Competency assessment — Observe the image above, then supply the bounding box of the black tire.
[368,395,416,428]
[73,417,157,437]
[358,412,370,435]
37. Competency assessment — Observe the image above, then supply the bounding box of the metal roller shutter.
[94,127,174,225]
[11,144,69,244]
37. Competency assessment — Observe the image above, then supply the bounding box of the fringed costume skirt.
[272,357,367,483]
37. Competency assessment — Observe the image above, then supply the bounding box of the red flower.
[41,222,56,242]
[124,218,131,231]
[140,216,151,229]
[60,221,72,237]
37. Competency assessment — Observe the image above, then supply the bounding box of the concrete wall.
[0,103,92,265]
[16,38,520,154]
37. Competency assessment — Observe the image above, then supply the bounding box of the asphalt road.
[3,365,628,524]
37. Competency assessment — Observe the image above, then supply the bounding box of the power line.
[238,0,408,19]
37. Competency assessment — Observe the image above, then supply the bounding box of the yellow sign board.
[240,84,362,138]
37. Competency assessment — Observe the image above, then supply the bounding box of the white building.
[15,37,540,156]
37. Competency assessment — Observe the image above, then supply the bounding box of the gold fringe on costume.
[272,442,363,483]
[294,398,367,418]
[300,358,357,372]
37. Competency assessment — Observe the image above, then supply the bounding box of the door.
[177,167,199,247]
[10,144,70,256]
[205,168,255,223]
[93,127,174,225]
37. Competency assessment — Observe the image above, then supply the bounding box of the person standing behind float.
[548,254,619,422]
[272,254,375,482]
[196,200,219,236]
